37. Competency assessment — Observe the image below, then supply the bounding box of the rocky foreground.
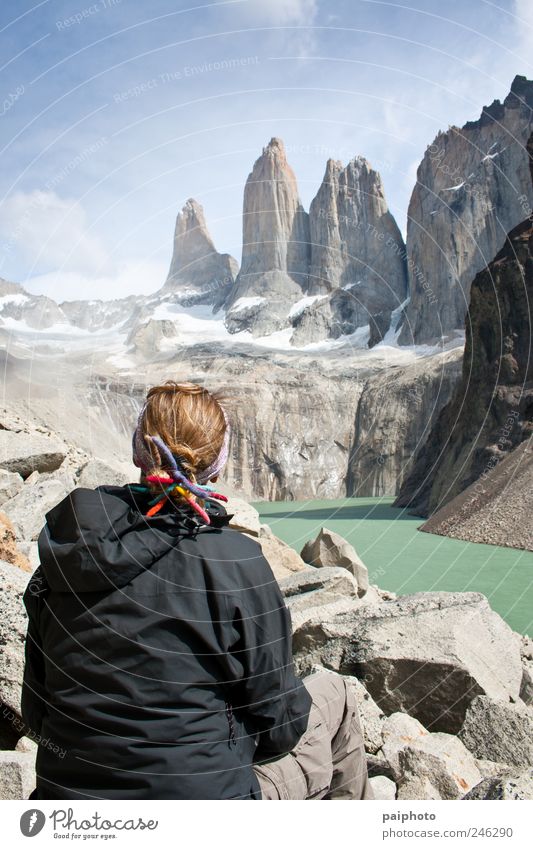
[0,422,532,801]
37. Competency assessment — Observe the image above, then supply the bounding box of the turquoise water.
[252,497,533,636]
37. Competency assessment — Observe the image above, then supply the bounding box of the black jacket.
[22,485,312,800]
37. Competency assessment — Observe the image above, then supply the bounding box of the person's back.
[22,380,373,800]
[24,485,307,799]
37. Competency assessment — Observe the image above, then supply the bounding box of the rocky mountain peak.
[223,137,310,335]
[163,197,238,302]
[263,136,287,160]
[399,75,533,344]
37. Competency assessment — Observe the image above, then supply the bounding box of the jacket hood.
[38,485,232,593]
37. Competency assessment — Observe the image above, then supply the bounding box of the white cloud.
[0,190,109,275]
[514,0,533,74]
[25,259,168,303]
[220,0,319,54]
[234,0,318,26]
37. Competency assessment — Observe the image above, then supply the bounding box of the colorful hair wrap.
[131,402,230,525]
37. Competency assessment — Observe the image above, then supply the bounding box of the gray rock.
[291,591,523,733]
[252,535,307,581]
[519,635,533,705]
[463,768,533,800]
[0,560,29,716]
[78,458,131,489]
[366,753,396,780]
[227,496,262,536]
[0,470,23,506]
[0,751,36,800]
[15,736,38,754]
[290,596,361,644]
[458,695,533,767]
[381,713,431,779]
[300,527,369,596]
[344,674,385,754]
[396,733,482,800]
[369,775,396,800]
[520,661,533,706]
[24,471,40,486]
[475,758,517,780]
[127,319,178,357]
[3,478,69,541]
[279,566,359,599]
[17,542,39,570]
[0,430,66,478]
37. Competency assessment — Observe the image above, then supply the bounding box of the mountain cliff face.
[348,350,462,496]
[399,75,533,344]
[223,138,310,335]
[290,157,407,346]
[395,131,533,517]
[67,342,460,501]
[163,198,238,304]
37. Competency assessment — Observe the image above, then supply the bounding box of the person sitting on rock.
[22,380,373,800]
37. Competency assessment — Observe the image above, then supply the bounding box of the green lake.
[252,497,533,636]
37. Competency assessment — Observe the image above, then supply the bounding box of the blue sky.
[0,0,531,302]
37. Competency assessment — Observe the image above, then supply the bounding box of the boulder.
[16,541,39,570]
[458,695,533,767]
[279,566,359,599]
[0,430,66,478]
[78,458,132,489]
[2,479,69,541]
[0,751,36,800]
[475,758,518,780]
[300,527,369,596]
[15,736,38,754]
[381,713,431,779]
[292,591,522,734]
[227,496,262,537]
[394,732,482,800]
[463,769,533,800]
[0,560,29,715]
[369,775,396,800]
[0,513,31,572]
[343,674,385,754]
[290,596,361,644]
[519,635,533,706]
[365,753,396,780]
[396,742,481,799]
[255,528,307,580]
[0,470,23,506]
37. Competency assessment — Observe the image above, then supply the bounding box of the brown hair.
[140,381,227,505]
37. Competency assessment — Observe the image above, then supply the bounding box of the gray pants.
[252,669,374,800]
